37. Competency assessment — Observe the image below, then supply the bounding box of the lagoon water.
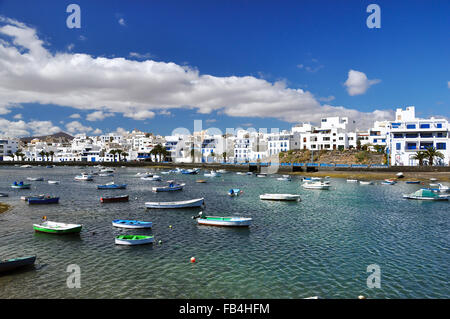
[0,166,449,298]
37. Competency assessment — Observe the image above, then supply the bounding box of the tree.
[116,150,123,162]
[411,151,427,166]
[222,152,227,163]
[109,149,117,162]
[49,151,55,162]
[424,147,444,166]
[44,152,50,161]
[38,150,45,161]
[121,152,128,162]
[356,139,362,150]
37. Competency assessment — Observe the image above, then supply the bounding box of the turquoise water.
[0,166,448,298]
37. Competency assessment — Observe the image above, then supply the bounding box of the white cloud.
[0,17,392,129]
[65,120,94,134]
[92,128,102,135]
[118,18,126,26]
[69,113,81,119]
[0,106,11,115]
[318,95,335,102]
[86,110,115,121]
[0,117,61,137]
[129,52,154,60]
[13,113,22,119]
[67,43,75,51]
[344,70,381,96]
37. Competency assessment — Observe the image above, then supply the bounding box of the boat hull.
[28,197,59,204]
[115,236,154,245]
[97,184,127,189]
[197,217,252,227]
[0,256,36,273]
[259,194,301,201]
[33,223,82,234]
[112,220,152,229]
[101,195,129,203]
[403,195,448,201]
[145,198,204,209]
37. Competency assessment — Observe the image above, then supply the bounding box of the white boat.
[430,178,438,182]
[195,212,252,227]
[259,193,301,201]
[27,177,44,181]
[48,180,60,185]
[160,171,171,175]
[245,172,253,175]
[277,175,291,181]
[99,173,114,177]
[311,177,322,181]
[403,189,448,201]
[396,172,404,178]
[74,173,93,181]
[256,173,267,177]
[302,181,331,190]
[217,169,228,174]
[145,197,204,209]
[428,183,450,193]
[152,182,186,192]
[236,172,245,175]
[100,168,115,173]
[135,172,153,177]
[347,179,358,183]
[115,235,154,245]
[20,165,32,168]
[359,181,374,185]
[141,175,161,181]
[204,170,221,177]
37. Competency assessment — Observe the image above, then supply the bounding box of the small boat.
[0,193,8,197]
[256,173,267,178]
[160,171,171,175]
[115,235,154,245]
[11,181,31,189]
[0,256,36,273]
[33,221,82,234]
[152,182,185,192]
[27,177,44,181]
[381,179,396,185]
[145,197,204,209]
[100,195,129,203]
[100,168,115,173]
[181,169,198,175]
[236,172,245,175]
[196,179,207,183]
[245,172,253,175]
[311,177,322,181]
[74,173,93,181]
[259,193,301,201]
[46,165,54,168]
[20,165,32,168]
[194,212,252,227]
[396,172,404,178]
[98,173,114,177]
[359,181,374,185]
[135,172,153,177]
[427,183,450,193]
[302,181,331,190]
[430,178,438,182]
[204,170,221,177]
[97,182,127,189]
[48,180,60,184]
[217,169,228,174]
[403,189,448,201]
[406,181,421,184]
[277,175,291,181]
[228,188,243,196]
[27,196,59,204]
[112,219,152,229]
[141,175,161,181]
[347,179,358,183]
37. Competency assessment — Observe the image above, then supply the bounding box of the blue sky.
[0,0,448,137]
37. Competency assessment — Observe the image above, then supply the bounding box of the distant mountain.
[20,131,74,143]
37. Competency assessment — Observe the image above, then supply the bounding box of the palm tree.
[49,151,55,162]
[44,152,50,161]
[121,152,128,162]
[14,150,21,161]
[424,147,444,166]
[190,147,195,163]
[116,150,123,162]
[222,152,227,163]
[38,151,45,162]
[109,149,117,162]
[411,151,427,166]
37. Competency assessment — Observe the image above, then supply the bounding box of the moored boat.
[26,177,44,181]
[27,196,59,204]
[74,173,93,181]
[33,221,82,234]
[204,170,221,177]
[228,188,243,196]
[259,193,301,201]
[152,182,185,192]
[406,181,421,184]
[97,182,127,189]
[115,235,154,245]
[0,256,36,273]
[277,175,291,181]
[112,219,152,229]
[0,193,8,197]
[396,172,404,178]
[145,197,204,209]
[196,179,207,183]
[347,179,358,183]
[141,175,161,181]
[11,181,31,189]
[302,181,331,190]
[48,180,60,184]
[194,212,252,227]
[359,181,374,185]
[381,179,396,185]
[100,195,129,203]
[98,173,114,177]
[403,189,448,201]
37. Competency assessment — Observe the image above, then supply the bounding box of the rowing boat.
[302,181,331,190]
[48,180,60,184]
[27,196,59,204]
[112,219,152,229]
[145,197,204,209]
[115,235,154,245]
[228,188,243,196]
[97,182,127,189]
[100,195,129,203]
[26,177,44,181]
[11,182,31,189]
[196,215,252,227]
[152,183,185,192]
[33,221,82,234]
[0,256,36,273]
[259,193,301,201]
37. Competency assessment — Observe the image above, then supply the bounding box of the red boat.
[100,195,129,203]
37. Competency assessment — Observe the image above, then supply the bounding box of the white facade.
[0,138,18,160]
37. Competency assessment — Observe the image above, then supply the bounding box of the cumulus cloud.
[0,118,61,137]
[318,95,335,102]
[0,17,392,129]
[92,128,102,135]
[65,120,94,134]
[129,52,154,60]
[69,113,81,119]
[86,110,115,121]
[13,113,22,119]
[344,70,381,96]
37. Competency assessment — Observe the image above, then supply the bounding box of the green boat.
[115,235,154,245]
[33,221,82,234]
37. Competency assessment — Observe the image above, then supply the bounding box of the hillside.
[278,149,386,165]
[20,132,74,144]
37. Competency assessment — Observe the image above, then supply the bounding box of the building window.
[436,143,446,150]
[396,143,401,150]
[437,132,445,138]
[406,143,417,150]
[405,133,418,138]
[420,124,430,129]
[406,124,416,129]
[394,133,403,138]
[420,133,433,138]
[420,142,433,150]
[436,123,442,128]
[374,139,377,143]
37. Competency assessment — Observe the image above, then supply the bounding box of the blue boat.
[0,255,36,273]
[406,181,421,184]
[112,219,152,229]
[228,188,243,196]
[11,181,31,189]
[27,196,59,204]
[97,182,127,189]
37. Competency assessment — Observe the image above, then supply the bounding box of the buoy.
[190,257,196,263]
[169,225,172,229]
[358,295,366,299]
[158,240,162,245]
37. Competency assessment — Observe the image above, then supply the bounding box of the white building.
[388,106,449,166]
[0,138,18,161]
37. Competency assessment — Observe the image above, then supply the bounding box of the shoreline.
[0,202,11,215]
